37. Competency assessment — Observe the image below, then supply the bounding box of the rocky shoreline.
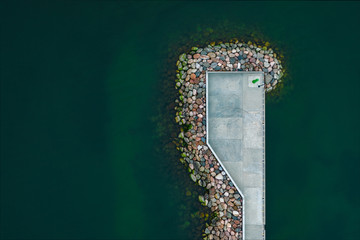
[174,41,284,240]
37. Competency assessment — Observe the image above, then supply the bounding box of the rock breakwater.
[174,41,284,239]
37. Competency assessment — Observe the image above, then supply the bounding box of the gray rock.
[233,210,240,216]
[265,74,273,84]
[210,62,218,68]
[194,161,201,169]
[215,173,223,180]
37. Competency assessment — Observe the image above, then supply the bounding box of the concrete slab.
[210,139,242,162]
[208,118,243,139]
[244,187,263,225]
[206,72,265,240]
[243,149,263,173]
[208,95,243,118]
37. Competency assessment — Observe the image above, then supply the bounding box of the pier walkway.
[206,72,265,240]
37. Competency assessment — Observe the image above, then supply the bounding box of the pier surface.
[206,72,265,240]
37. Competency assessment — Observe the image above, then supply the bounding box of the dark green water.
[1,1,359,240]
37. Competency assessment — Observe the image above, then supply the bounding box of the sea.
[1,1,359,240]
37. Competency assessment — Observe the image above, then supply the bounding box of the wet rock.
[179,53,186,62]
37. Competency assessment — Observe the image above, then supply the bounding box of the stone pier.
[206,72,265,240]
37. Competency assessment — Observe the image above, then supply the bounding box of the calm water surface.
[1,1,359,240]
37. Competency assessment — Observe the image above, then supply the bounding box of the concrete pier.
[206,72,265,240]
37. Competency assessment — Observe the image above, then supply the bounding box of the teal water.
[1,1,359,240]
